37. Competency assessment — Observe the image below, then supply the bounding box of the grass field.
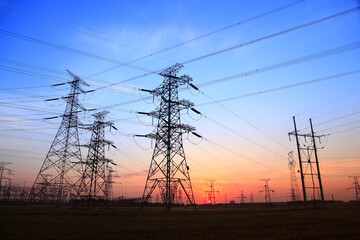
[1,203,359,240]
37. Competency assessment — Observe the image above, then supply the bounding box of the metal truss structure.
[347,176,360,202]
[205,179,219,205]
[137,63,200,211]
[29,70,88,203]
[0,162,12,200]
[76,110,116,205]
[239,190,247,204]
[288,151,301,202]
[260,179,274,204]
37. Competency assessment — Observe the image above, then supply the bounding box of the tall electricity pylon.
[29,70,88,203]
[106,165,117,200]
[205,179,219,205]
[288,151,301,202]
[260,179,274,204]
[347,176,360,202]
[136,63,200,211]
[239,190,247,204]
[76,110,116,205]
[0,162,12,200]
[288,117,325,202]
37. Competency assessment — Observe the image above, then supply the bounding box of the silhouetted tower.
[0,162,12,200]
[260,179,274,204]
[288,117,325,202]
[29,71,88,203]
[106,165,117,200]
[136,64,200,211]
[239,190,247,204]
[205,179,219,205]
[77,110,116,205]
[34,174,58,202]
[288,151,301,202]
[347,176,360,202]
[250,191,254,203]
[177,187,183,204]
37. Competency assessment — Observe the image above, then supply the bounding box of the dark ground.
[1,203,359,240]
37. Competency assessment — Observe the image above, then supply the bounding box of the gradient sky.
[0,0,359,203]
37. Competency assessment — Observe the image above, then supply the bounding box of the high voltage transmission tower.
[136,63,200,211]
[106,165,118,201]
[76,110,117,205]
[260,179,274,204]
[0,162,12,200]
[238,190,247,204]
[29,70,89,203]
[288,117,325,202]
[347,176,360,202]
[288,151,301,202]
[205,179,219,205]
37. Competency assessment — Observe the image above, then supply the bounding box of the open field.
[1,203,360,240]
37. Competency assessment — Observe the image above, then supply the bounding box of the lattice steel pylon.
[0,162,12,200]
[136,63,200,211]
[347,176,360,202]
[205,179,219,205]
[239,190,247,204]
[288,151,301,202]
[260,179,274,204]
[29,70,88,203]
[76,110,116,205]
[106,165,117,200]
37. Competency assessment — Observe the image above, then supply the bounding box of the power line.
[181,6,360,66]
[197,42,360,88]
[204,115,286,159]
[0,29,155,73]
[0,65,68,82]
[0,57,140,91]
[201,92,289,150]
[317,119,360,133]
[314,111,360,127]
[204,139,288,176]
[198,69,360,106]
[328,126,360,135]
[86,0,305,77]
[298,90,360,117]
[92,6,360,89]
[0,3,174,63]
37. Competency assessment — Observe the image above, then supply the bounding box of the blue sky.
[0,0,359,202]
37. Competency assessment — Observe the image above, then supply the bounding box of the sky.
[0,0,359,203]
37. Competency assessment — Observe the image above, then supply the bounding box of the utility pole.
[288,151,301,202]
[260,179,274,204]
[0,162,12,200]
[205,179,219,205]
[288,116,325,202]
[310,118,325,201]
[76,110,116,206]
[29,70,89,204]
[347,176,360,202]
[136,64,200,211]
